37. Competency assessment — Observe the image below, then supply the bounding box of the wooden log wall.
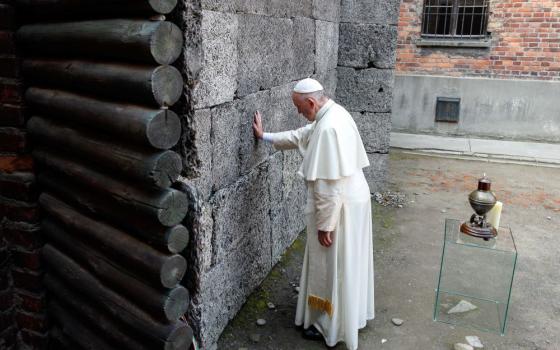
[14,0,193,348]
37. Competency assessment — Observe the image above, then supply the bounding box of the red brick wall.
[0,1,48,349]
[397,0,560,80]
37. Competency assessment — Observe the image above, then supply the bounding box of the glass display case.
[434,219,517,335]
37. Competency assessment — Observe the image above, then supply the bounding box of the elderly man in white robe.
[252,78,375,350]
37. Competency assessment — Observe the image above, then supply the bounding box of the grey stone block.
[211,101,241,191]
[266,82,306,133]
[202,0,313,17]
[271,151,306,262]
[237,14,294,97]
[313,0,341,22]
[293,17,316,79]
[315,20,339,74]
[193,10,238,109]
[269,0,313,18]
[341,0,401,25]
[193,108,213,200]
[198,203,214,274]
[352,112,391,153]
[363,152,388,193]
[313,68,338,99]
[237,90,273,175]
[209,163,273,267]
[201,0,266,14]
[336,67,394,113]
[338,23,397,69]
[277,152,306,262]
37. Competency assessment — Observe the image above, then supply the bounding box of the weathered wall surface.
[182,1,340,348]
[393,74,560,142]
[337,0,401,191]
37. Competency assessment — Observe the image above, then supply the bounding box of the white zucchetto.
[293,78,324,93]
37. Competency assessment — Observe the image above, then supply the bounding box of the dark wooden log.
[43,219,188,315]
[26,87,180,150]
[15,0,178,18]
[35,152,188,228]
[43,245,193,350]
[28,116,182,189]
[40,192,188,259]
[50,326,82,350]
[49,299,118,350]
[38,172,189,252]
[46,274,151,350]
[40,192,188,287]
[17,20,182,65]
[23,60,183,107]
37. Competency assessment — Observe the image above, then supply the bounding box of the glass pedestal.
[434,219,517,335]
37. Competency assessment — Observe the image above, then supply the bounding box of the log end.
[150,0,179,14]
[164,286,190,321]
[153,150,182,189]
[151,21,183,65]
[158,189,188,227]
[152,65,183,107]
[147,109,181,150]
[166,225,189,254]
[160,254,186,289]
[165,323,194,350]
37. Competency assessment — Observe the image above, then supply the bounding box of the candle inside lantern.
[487,201,503,230]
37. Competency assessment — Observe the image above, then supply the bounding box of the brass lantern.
[460,175,498,239]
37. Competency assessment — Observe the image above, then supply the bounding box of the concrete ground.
[217,150,560,350]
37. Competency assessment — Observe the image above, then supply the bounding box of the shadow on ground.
[218,150,560,350]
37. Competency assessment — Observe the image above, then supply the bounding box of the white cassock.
[264,99,375,350]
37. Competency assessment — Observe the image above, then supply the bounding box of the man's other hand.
[318,230,333,247]
[253,111,264,139]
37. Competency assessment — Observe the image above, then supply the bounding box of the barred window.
[422,0,490,39]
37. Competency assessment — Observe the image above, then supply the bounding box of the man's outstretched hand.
[318,230,333,248]
[253,111,264,139]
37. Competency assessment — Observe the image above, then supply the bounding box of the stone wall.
[180,0,398,348]
[0,1,47,348]
[181,1,340,348]
[337,0,401,191]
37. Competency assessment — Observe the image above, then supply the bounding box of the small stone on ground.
[391,318,404,326]
[465,336,483,348]
[256,319,266,326]
[454,343,474,350]
[249,334,261,343]
[267,302,276,309]
[294,286,300,293]
[448,300,478,314]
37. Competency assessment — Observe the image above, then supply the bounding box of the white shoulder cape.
[298,103,369,181]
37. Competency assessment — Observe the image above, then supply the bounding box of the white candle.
[487,201,503,230]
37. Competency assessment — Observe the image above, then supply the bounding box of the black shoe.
[302,325,323,341]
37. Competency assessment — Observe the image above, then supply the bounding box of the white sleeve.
[264,123,314,151]
[314,178,344,232]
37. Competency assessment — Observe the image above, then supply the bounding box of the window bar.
[481,0,489,37]
[434,0,440,36]
[469,0,476,38]
[450,0,459,38]
[422,0,429,35]
[459,0,466,37]
[443,1,449,36]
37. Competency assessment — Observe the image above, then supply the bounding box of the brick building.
[393,0,560,143]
